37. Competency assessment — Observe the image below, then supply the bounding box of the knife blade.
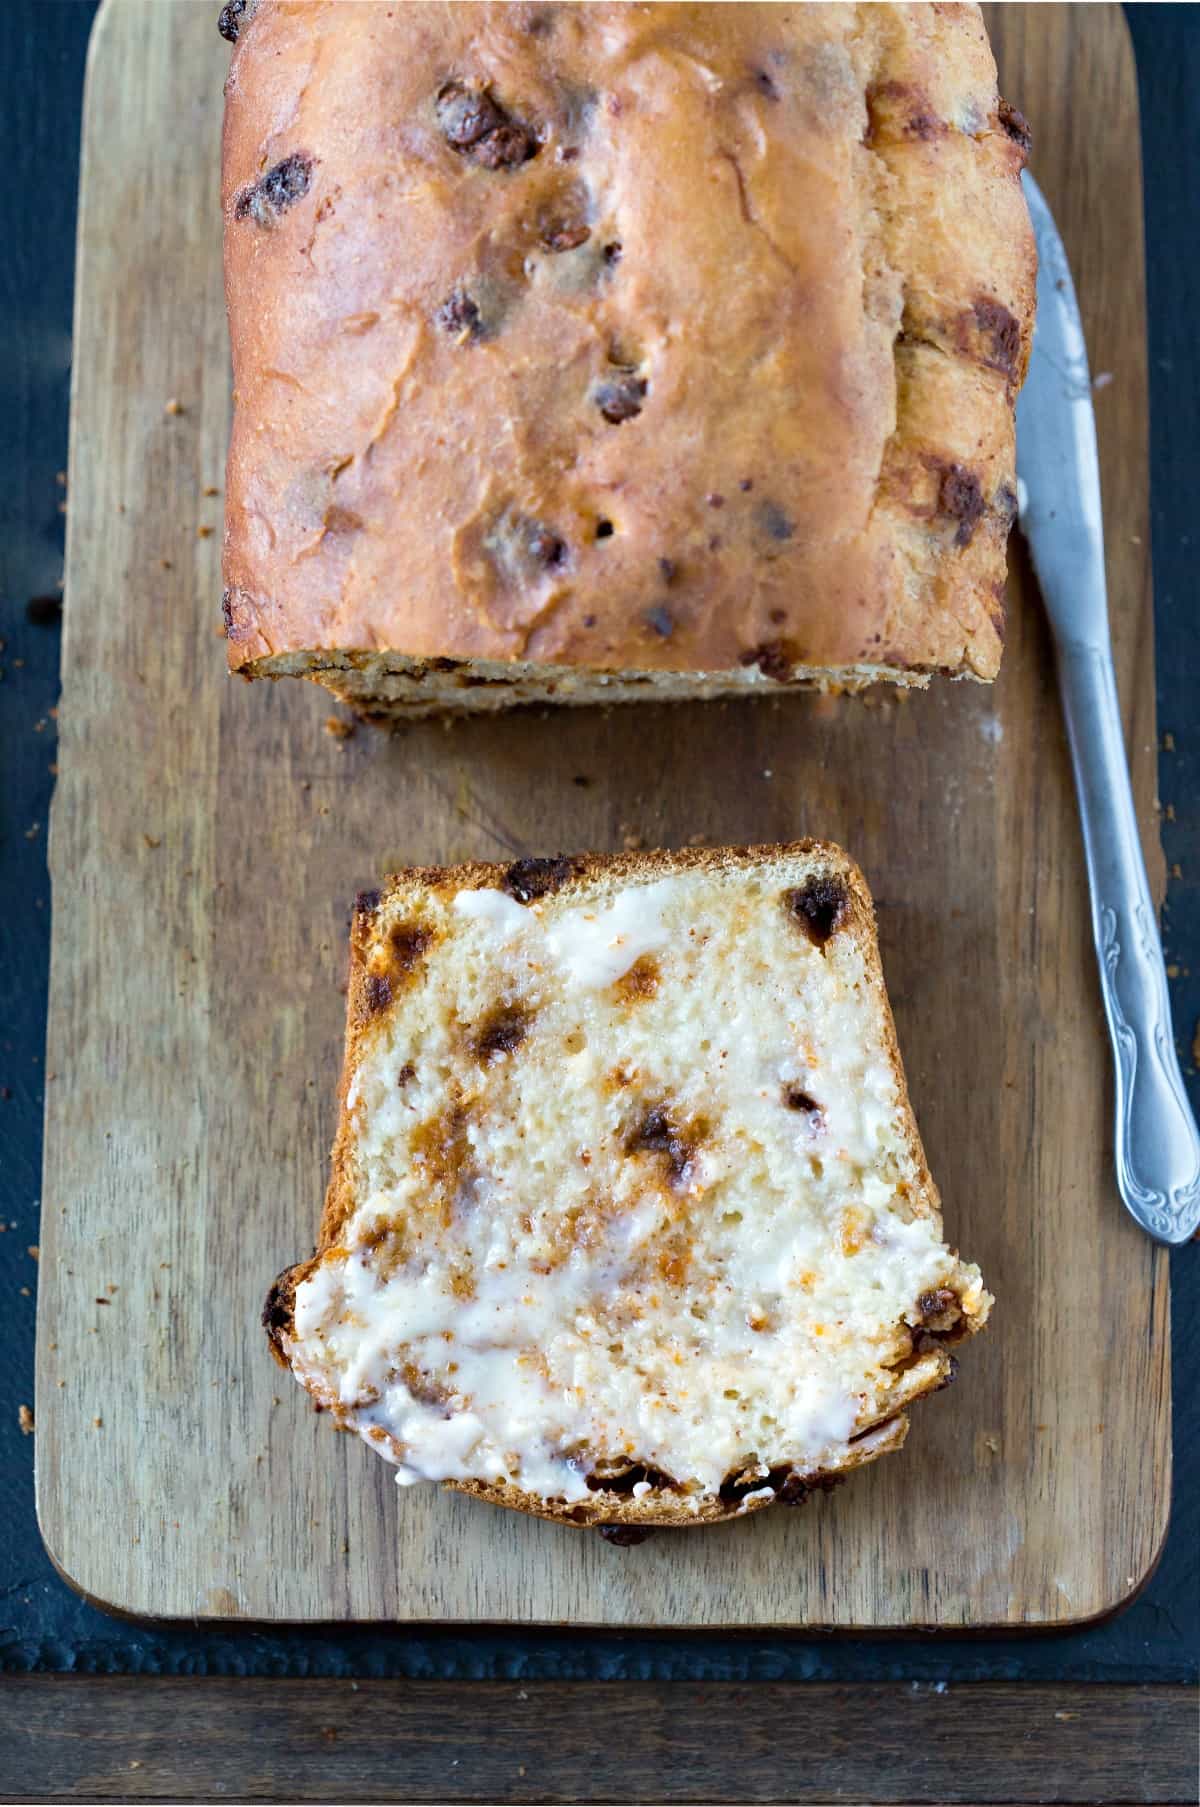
[1016,170,1200,1245]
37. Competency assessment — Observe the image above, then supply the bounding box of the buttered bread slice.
[266,844,990,1533]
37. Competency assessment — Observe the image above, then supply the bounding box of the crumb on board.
[202,485,220,498]
[142,834,162,850]
[164,397,185,416]
[324,715,356,741]
[18,1405,34,1435]
[28,1245,39,1260]
[196,524,214,539]
[93,1416,103,1429]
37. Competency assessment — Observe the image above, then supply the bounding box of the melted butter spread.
[290,865,987,1502]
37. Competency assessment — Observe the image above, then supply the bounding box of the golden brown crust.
[221,3,1034,698]
[268,840,981,1531]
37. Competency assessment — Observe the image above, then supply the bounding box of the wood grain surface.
[2,1677,1196,1805]
[36,0,1170,1626]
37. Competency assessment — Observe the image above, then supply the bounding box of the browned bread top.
[221,3,1034,693]
[267,843,991,1532]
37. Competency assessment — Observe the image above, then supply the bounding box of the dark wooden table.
[0,3,1196,1801]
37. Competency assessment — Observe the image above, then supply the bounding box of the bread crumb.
[619,824,645,851]
[1163,731,1175,752]
[160,559,173,571]
[24,822,40,840]
[19,1286,30,1297]
[18,1404,34,1435]
[142,834,162,850]
[28,1245,39,1260]
[324,715,356,741]
[164,397,185,416]
[1192,1019,1200,1070]
[1167,964,1179,980]
[196,524,214,539]
[202,485,221,497]
[93,1416,103,1428]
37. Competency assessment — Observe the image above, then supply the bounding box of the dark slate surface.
[0,1,1195,1679]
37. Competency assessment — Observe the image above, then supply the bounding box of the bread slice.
[266,843,990,1535]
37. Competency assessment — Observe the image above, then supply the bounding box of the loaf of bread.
[265,844,991,1534]
[220,2,1035,720]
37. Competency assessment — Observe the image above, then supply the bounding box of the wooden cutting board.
[37,0,1169,1628]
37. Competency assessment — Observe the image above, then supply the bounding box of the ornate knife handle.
[1058,642,1200,1244]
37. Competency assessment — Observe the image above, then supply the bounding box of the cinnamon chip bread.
[220,2,1035,720]
[265,844,991,1533]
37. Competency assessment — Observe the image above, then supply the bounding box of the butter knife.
[1016,171,1200,1245]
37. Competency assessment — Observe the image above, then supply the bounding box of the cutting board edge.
[36,0,1172,1632]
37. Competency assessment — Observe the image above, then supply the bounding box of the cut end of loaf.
[270,843,991,1532]
[228,644,982,724]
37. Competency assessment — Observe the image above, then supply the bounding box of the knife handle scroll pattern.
[1098,901,1200,1243]
[1061,643,1200,1245]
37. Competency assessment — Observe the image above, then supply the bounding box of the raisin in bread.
[265,844,991,1533]
[220,3,1035,721]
